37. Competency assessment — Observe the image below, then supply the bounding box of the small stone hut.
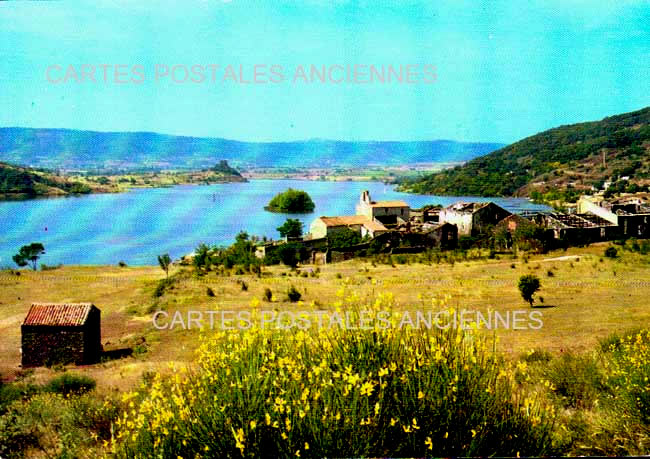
[21,303,101,367]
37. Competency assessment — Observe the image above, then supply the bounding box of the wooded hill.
[399,107,650,199]
[0,162,95,197]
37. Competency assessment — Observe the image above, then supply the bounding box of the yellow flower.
[305,442,309,450]
[250,420,257,430]
[425,436,433,450]
[418,390,425,399]
[390,418,398,426]
[360,381,375,396]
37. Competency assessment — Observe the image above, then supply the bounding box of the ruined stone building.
[438,202,511,236]
[578,195,650,238]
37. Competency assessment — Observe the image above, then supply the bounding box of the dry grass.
[1,242,649,394]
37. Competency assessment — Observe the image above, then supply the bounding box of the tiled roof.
[362,220,388,232]
[23,303,94,327]
[318,216,370,227]
[369,200,409,208]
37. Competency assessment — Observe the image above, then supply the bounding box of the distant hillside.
[0,127,503,171]
[399,107,650,198]
[0,162,99,197]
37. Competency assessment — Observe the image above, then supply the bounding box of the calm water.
[0,180,549,266]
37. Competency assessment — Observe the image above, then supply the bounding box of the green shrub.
[521,349,553,364]
[206,287,215,297]
[263,288,273,302]
[0,381,40,414]
[604,246,618,258]
[0,392,118,458]
[287,285,302,302]
[544,353,605,409]
[45,373,96,396]
[153,277,176,298]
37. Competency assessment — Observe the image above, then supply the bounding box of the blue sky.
[0,0,648,143]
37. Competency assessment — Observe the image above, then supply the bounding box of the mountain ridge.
[0,127,504,171]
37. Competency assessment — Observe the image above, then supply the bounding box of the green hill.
[0,162,96,197]
[399,107,650,198]
[0,127,503,171]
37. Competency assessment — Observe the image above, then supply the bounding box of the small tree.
[158,253,171,278]
[193,243,212,272]
[518,274,541,307]
[278,244,300,268]
[277,218,303,239]
[13,243,45,271]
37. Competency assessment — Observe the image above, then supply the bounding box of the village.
[255,190,650,263]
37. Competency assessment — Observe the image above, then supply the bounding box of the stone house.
[21,303,101,367]
[439,202,511,236]
[309,215,388,239]
[356,190,410,223]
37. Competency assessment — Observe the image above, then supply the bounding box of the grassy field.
[1,242,649,456]
[1,242,649,389]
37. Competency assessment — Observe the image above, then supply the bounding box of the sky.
[0,0,648,144]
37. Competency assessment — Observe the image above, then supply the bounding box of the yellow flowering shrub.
[113,293,556,457]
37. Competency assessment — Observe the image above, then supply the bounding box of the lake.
[0,180,549,266]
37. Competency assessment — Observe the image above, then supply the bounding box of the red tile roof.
[23,303,95,327]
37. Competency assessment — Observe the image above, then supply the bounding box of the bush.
[206,287,215,297]
[40,263,63,271]
[153,277,175,298]
[521,349,553,363]
[607,329,650,423]
[0,392,118,458]
[604,246,618,258]
[544,353,604,409]
[0,381,40,414]
[118,260,127,267]
[45,373,96,396]
[114,305,557,457]
[287,285,302,302]
[263,288,273,302]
